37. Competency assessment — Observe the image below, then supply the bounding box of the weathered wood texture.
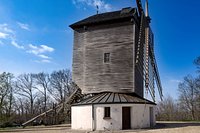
[72,21,144,97]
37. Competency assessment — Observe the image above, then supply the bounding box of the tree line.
[157,57,200,121]
[1,58,200,127]
[0,69,74,127]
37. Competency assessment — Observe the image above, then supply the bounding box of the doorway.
[122,107,131,129]
[149,107,154,127]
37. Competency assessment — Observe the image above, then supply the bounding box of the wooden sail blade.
[148,33,163,101]
[145,0,149,17]
[153,58,163,101]
[135,12,145,65]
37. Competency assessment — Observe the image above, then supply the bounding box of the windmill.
[135,0,163,101]
[22,0,163,130]
[69,0,164,130]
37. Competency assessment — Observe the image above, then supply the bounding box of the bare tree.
[14,98,24,116]
[0,69,74,126]
[13,97,26,123]
[6,83,14,117]
[33,72,50,113]
[194,76,200,120]
[0,73,9,114]
[0,73,14,117]
[49,69,72,103]
[178,75,199,120]
[156,95,178,121]
[15,74,38,115]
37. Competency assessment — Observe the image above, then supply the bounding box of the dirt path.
[0,122,200,133]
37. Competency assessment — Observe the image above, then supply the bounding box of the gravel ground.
[0,121,200,133]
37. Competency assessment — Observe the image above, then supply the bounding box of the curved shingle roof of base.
[72,92,156,106]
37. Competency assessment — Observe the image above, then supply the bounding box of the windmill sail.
[136,0,163,101]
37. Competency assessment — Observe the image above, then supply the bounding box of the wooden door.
[149,107,154,127]
[122,107,131,129]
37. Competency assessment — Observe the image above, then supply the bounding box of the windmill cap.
[70,7,138,29]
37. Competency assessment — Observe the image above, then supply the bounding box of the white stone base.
[72,103,156,131]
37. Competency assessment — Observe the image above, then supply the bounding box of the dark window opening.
[104,53,110,63]
[104,107,111,119]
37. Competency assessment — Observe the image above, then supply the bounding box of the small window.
[104,53,110,63]
[104,107,111,118]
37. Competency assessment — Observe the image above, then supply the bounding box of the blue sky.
[0,0,199,100]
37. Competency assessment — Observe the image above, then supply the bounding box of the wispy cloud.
[0,24,13,39]
[27,44,54,55]
[3,27,14,33]
[11,40,24,49]
[38,54,50,59]
[27,44,54,63]
[0,22,54,63]
[0,23,53,63]
[0,23,25,49]
[0,32,9,39]
[17,22,30,31]
[0,23,14,33]
[73,0,112,12]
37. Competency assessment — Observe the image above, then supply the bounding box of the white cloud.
[27,44,54,62]
[3,27,14,33]
[27,44,54,55]
[0,24,11,39]
[38,54,50,59]
[17,22,30,31]
[103,3,111,11]
[0,23,25,50]
[0,23,15,34]
[93,0,111,11]
[0,32,8,39]
[73,0,112,12]
[29,44,37,49]
[0,23,53,63]
[40,45,54,52]
[0,23,19,49]
[11,40,24,49]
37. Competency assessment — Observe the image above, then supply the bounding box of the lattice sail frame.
[144,26,155,101]
[135,0,163,101]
